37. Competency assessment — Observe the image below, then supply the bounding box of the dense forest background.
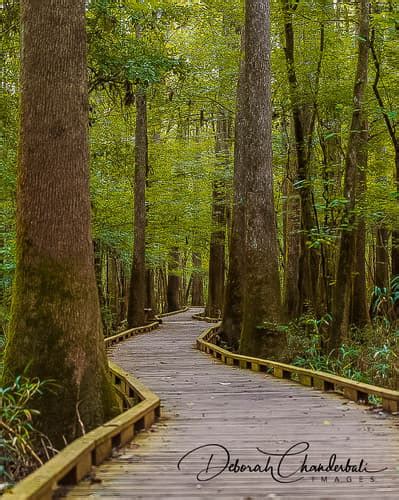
[0,0,399,485]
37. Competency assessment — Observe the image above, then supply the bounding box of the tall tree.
[167,246,181,312]
[191,252,204,306]
[370,19,399,278]
[127,85,148,328]
[222,31,247,349]
[3,0,117,447]
[206,110,229,318]
[329,0,369,351]
[239,0,283,357]
[350,119,369,327]
[280,0,321,316]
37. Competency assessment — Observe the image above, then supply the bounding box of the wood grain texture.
[64,309,399,499]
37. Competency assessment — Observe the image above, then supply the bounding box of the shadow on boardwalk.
[64,309,399,499]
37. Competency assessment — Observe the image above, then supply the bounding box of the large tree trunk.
[222,32,246,350]
[239,0,283,358]
[3,0,117,447]
[206,111,228,318]
[127,87,147,328]
[191,252,204,306]
[167,247,181,312]
[329,0,369,352]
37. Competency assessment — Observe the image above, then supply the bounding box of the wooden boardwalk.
[64,309,399,499]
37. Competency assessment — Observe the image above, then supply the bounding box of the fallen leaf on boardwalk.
[323,420,331,425]
[218,382,231,385]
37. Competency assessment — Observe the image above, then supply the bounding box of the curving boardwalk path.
[65,309,399,499]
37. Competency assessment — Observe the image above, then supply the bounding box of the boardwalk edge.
[196,322,399,413]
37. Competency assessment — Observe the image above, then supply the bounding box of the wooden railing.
[192,312,220,323]
[157,306,189,318]
[196,323,399,413]
[3,321,161,500]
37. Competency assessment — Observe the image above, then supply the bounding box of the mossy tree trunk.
[239,0,283,357]
[127,86,148,328]
[3,0,118,448]
[329,0,369,352]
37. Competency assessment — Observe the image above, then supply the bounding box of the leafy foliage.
[0,375,57,485]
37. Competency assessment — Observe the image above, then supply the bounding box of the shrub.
[1,374,57,486]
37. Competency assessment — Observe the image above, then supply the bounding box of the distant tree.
[329,0,369,351]
[127,83,148,328]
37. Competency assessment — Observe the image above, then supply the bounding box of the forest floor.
[63,309,399,499]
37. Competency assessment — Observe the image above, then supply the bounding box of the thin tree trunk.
[282,117,301,318]
[145,268,157,316]
[167,247,181,312]
[350,121,369,327]
[375,226,389,289]
[191,252,204,306]
[127,86,147,328]
[329,0,369,352]
[370,24,399,278]
[206,111,228,318]
[3,0,117,447]
[280,0,320,314]
[239,0,283,358]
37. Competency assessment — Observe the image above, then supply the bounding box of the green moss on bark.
[3,253,119,448]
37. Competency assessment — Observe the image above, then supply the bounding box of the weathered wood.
[65,309,399,498]
[198,324,399,406]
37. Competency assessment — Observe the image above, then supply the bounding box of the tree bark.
[206,110,228,318]
[239,0,283,358]
[329,0,369,352]
[3,0,117,447]
[127,87,147,328]
[222,31,247,350]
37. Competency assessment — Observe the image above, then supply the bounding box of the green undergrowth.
[0,374,58,488]
[285,314,399,390]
